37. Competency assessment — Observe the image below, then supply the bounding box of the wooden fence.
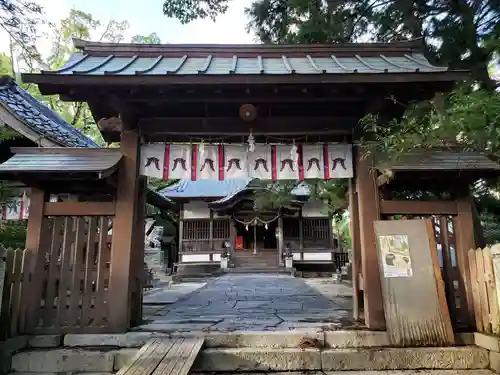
[468,246,500,334]
[0,246,28,340]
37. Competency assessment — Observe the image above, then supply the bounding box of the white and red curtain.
[1,192,29,221]
[140,143,353,181]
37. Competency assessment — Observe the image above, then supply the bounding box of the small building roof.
[160,178,310,200]
[0,76,98,148]
[0,147,121,179]
[378,150,500,172]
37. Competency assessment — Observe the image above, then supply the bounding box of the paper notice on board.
[378,234,413,278]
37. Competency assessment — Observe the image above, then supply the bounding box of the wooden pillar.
[298,211,304,250]
[230,218,236,258]
[178,204,184,259]
[108,128,140,331]
[209,210,214,251]
[348,179,362,321]
[130,176,146,327]
[355,151,385,329]
[25,188,48,331]
[454,191,475,326]
[278,215,284,265]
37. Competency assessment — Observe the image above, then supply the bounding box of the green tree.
[131,32,161,44]
[0,52,13,75]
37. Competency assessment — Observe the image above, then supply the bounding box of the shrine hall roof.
[38,41,447,76]
[160,179,310,199]
[0,76,98,148]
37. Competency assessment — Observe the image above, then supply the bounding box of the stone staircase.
[229,250,289,273]
[4,331,496,374]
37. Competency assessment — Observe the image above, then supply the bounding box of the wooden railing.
[468,246,500,334]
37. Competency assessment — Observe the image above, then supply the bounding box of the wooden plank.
[9,249,23,337]
[380,200,458,215]
[0,249,14,340]
[44,217,65,327]
[18,249,32,333]
[116,338,162,375]
[374,219,454,346]
[454,197,476,327]
[69,217,85,326]
[81,218,97,326]
[469,248,483,332]
[94,217,109,325]
[25,188,47,331]
[120,339,174,375]
[483,247,500,334]
[356,152,385,329]
[152,338,204,375]
[56,217,74,326]
[476,248,491,332]
[44,202,115,216]
[491,244,500,334]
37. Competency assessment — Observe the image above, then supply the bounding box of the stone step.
[193,346,489,372]
[11,345,488,373]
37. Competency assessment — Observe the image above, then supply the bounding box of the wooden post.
[130,176,147,327]
[355,151,385,329]
[278,215,284,266]
[230,218,236,258]
[178,204,184,257]
[348,179,362,321]
[209,210,214,251]
[298,211,304,251]
[454,192,476,327]
[25,188,48,331]
[108,128,140,331]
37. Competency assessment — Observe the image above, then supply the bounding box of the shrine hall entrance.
[234,221,278,252]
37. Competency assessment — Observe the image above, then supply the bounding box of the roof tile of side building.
[38,39,450,77]
[160,178,310,199]
[0,76,98,148]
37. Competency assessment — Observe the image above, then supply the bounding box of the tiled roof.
[160,178,310,199]
[0,148,121,175]
[378,151,500,171]
[0,76,98,148]
[46,51,446,76]
[39,39,448,77]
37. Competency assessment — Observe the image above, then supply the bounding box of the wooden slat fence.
[0,246,29,340]
[468,246,500,334]
[0,215,117,338]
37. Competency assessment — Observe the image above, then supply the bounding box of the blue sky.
[0,0,256,54]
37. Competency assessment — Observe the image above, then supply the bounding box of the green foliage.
[360,87,500,163]
[0,0,44,66]
[131,32,161,44]
[163,0,230,24]
[0,52,13,76]
[148,177,178,192]
[0,220,27,248]
[253,179,348,221]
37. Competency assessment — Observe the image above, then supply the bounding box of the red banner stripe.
[218,144,224,181]
[1,205,6,220]
[271,144,277,182]
[298,145,304,181]
[191,144,197,181]
[323,143,330,180]
[163,143,170,180]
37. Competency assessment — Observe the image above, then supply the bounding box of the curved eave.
[22,70,469,90]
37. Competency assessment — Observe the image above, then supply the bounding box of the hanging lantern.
[290,142,298,163]
[247,130,255,153]
[245,225,249,231]
[199,141,205,159]
[265,223,268,230]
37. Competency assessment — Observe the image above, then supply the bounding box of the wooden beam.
[44,202,115,216]
[108,128,140,332]
[380,200,458,215]
[356,151,386,329]
[140,117,355,136]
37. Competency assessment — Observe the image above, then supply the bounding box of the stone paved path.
[138,274,352,333]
